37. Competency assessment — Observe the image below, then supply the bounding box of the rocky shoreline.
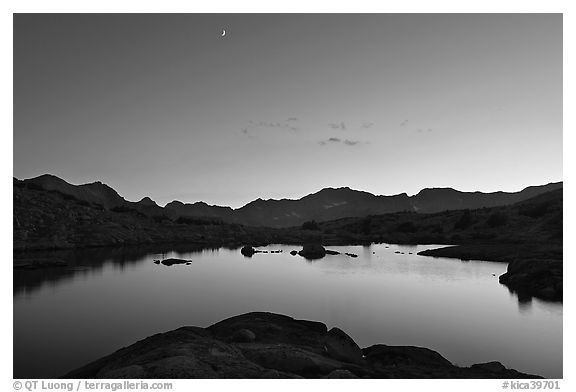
[417,244,562,301]
[63,312,541,379]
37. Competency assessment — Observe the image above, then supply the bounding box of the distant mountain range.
[15,174,563,228]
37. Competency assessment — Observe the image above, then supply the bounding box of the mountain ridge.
[16,174,563,228]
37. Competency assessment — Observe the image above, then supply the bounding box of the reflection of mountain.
[13,244,224,297]
[16,174,562,228]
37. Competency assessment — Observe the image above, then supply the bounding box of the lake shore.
[417,243,562,301]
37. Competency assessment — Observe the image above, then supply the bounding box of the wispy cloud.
[239,127,257,139]
[328,122,346,130]
[241,118,300,135]
[400,119,409,127]
[319,137,362,146]
[416,128,433,133]
[362,122,374,129]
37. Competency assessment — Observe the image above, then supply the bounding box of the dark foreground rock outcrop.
[63,312,541,379]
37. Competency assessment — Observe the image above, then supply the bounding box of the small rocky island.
[64,312,540,379]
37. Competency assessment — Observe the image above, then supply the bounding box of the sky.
[13,13,562,208]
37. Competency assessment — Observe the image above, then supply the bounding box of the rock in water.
[290,250,298,256]
[160,258,192,266]
[325,250,340,255]
[324,327,364,365]
[298,244,326,260]
[241,246,256,257]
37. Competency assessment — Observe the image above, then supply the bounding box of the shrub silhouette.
[301,220,320,230]
[454,209,474,230]
[487,211,508,227]
[176,216,222,225]
[519,202,551,218]
[362,217,373,235]
[396,221,417,233]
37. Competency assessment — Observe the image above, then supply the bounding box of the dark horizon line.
[14,172,564,210]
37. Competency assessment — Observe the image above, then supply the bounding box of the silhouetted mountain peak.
[137,197,158,206]
[165,200,184,207]
[16,173,562,228]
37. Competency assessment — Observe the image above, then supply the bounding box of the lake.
[13,243,562,378]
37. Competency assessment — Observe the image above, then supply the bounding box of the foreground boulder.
[63,312,541,379]
[298,244,326,260]
[324,327,364,365]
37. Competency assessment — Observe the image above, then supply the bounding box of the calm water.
[14,243,562,378]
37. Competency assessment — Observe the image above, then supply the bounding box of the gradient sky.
[13,14,562,208]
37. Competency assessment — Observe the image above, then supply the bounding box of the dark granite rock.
[323,369,359,378]
[63,312,542,379]
[325,250,340,255]
[363,344,452,369]
[324,327,364,365]
[298,244,326,260]
[241,246,256,257]
[290,250,298,256]
[345,253,358,258]
[499,259,562,301]
[160,258,191,266]
[230,329,256,343]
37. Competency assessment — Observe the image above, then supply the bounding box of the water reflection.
[14,243,562,379]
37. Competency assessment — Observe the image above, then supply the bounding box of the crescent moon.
[221,29,226,37]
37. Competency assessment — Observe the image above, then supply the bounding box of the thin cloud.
[320,137,362,146]
[400,119,409,127]
[328,122,346,130]
[416,128,433,133]
[362,122,374,129]
[239,127,257,139]
[240,118,300,136]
